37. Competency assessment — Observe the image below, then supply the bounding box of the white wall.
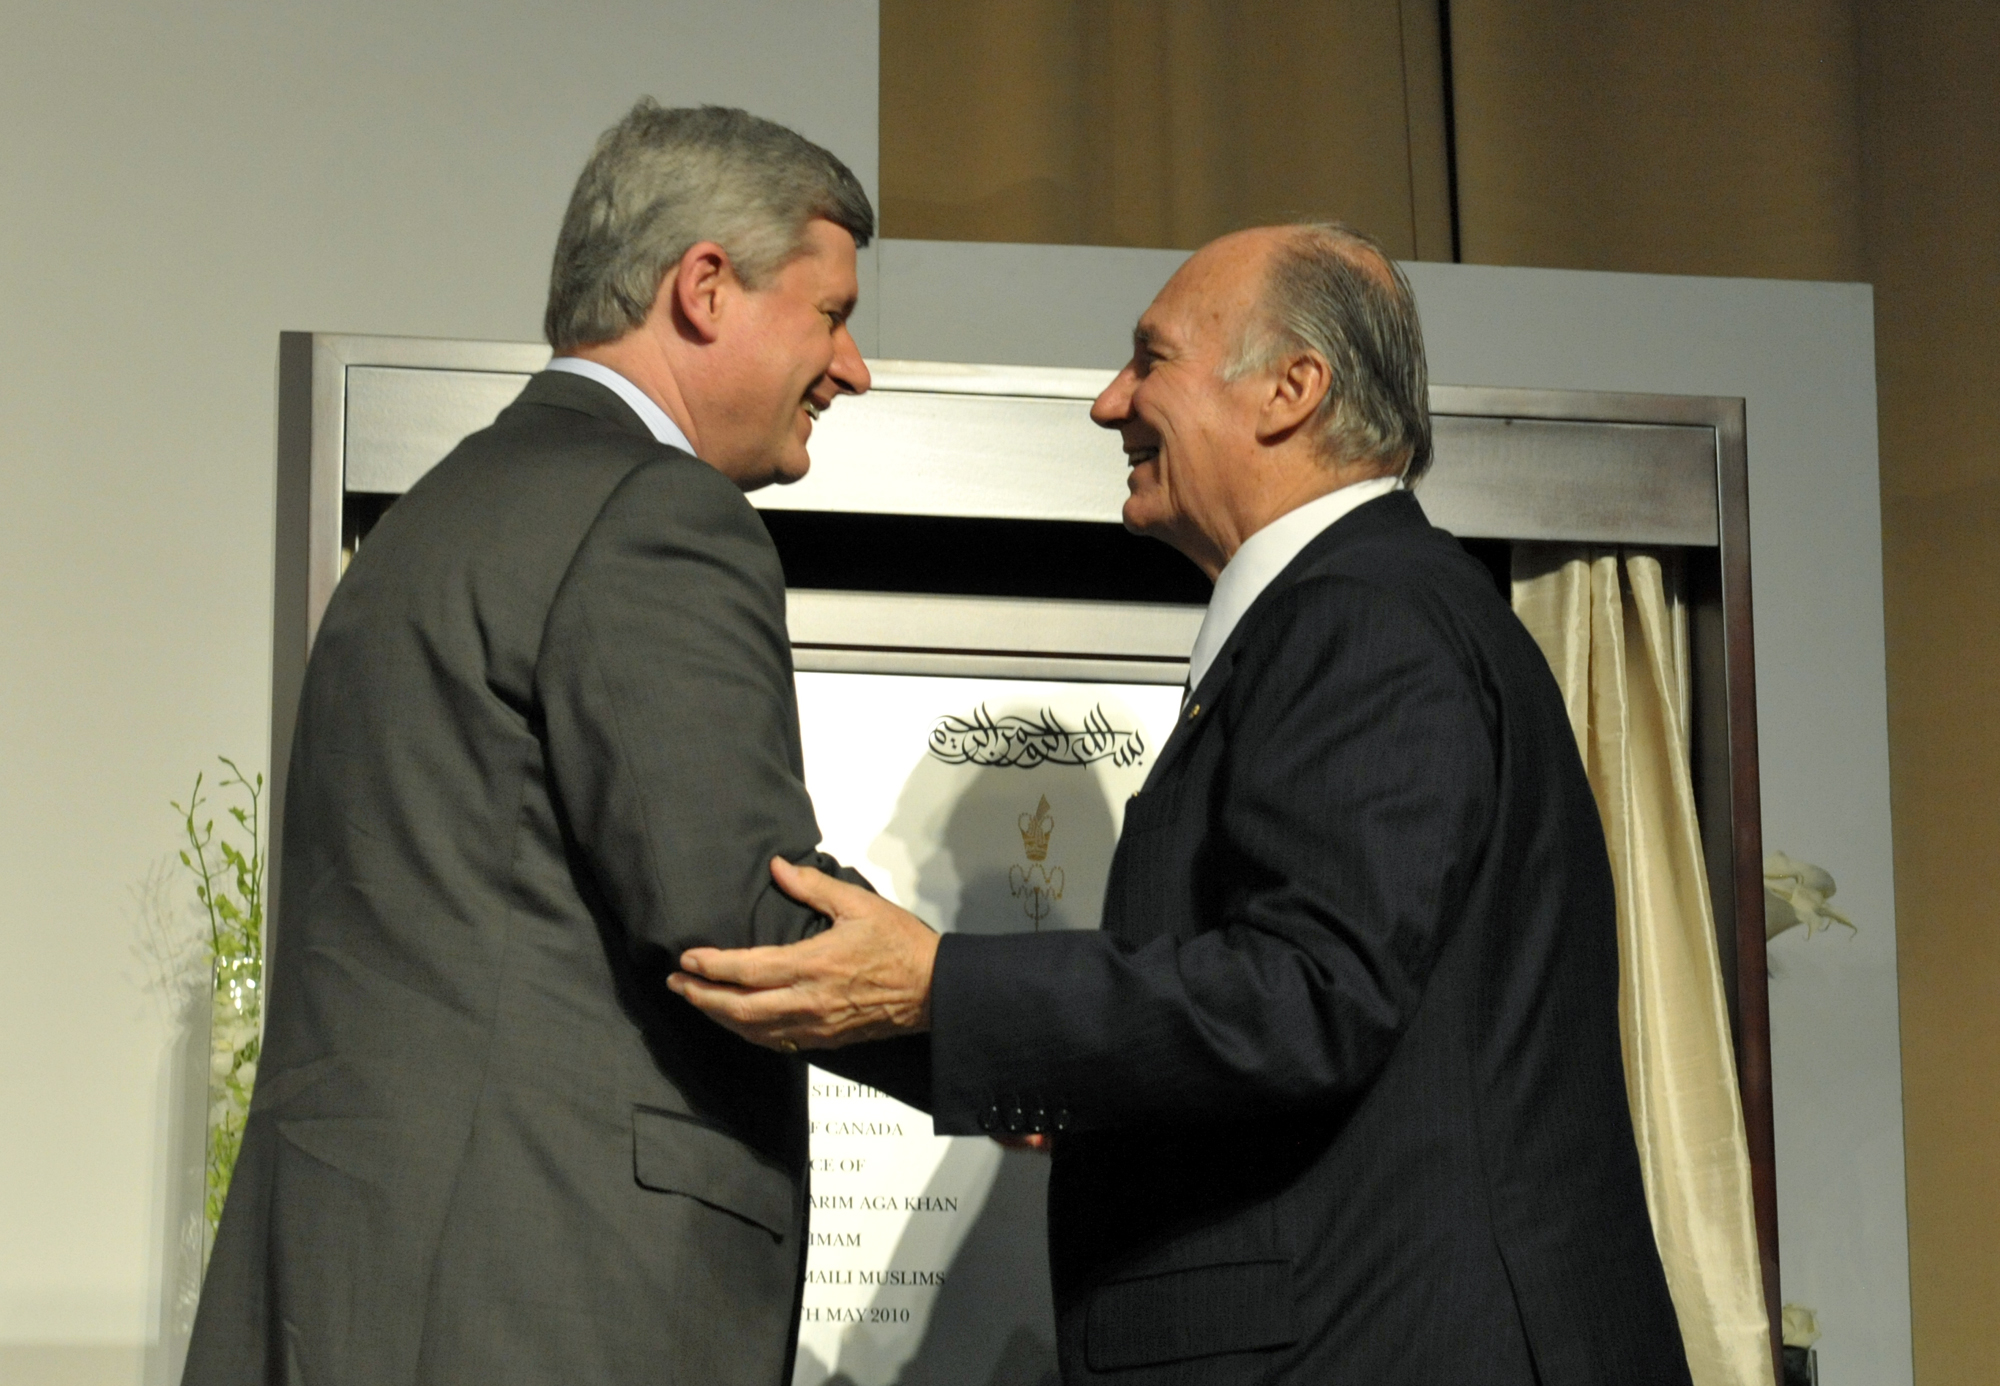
[0,4,878,1383]
[876,241,1912,1386]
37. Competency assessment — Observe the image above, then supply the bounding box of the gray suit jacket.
[185,371,846,1386]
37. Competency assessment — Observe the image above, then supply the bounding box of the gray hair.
[544,100,874,351]
[1226,223,1433,483]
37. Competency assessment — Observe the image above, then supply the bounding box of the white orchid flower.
[1764,851,1857,941]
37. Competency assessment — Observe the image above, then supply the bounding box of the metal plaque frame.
[271,333,1775,1338]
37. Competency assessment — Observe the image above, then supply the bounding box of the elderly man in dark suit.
[185,101,877,1386]
[674,224,1695,1385]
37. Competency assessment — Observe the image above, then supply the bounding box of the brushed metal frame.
[787,590,1201,684]
[327,349,1725,541]
[271,333,1774,1343]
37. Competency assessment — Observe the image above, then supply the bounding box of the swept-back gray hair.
[1227,223,1433,483]
[544,100,874,351]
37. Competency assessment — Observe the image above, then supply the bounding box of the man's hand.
[667,857,940,1051]
[993,1134,1053,1154]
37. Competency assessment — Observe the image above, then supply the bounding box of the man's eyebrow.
[1132,323,1164,354]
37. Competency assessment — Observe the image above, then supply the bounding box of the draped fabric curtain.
[1511,546,1774,1386]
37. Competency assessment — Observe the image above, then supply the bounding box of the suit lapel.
[1141,491,1433,789]
[1142,644,1238,789]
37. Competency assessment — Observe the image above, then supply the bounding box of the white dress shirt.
[545,356,696,455]
[1184,476,1403,693]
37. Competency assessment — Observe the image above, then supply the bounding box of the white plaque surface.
[790,672,1184,1386]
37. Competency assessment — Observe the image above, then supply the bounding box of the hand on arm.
[669,857,941,1051]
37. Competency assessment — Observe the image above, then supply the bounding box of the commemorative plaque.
[791,672,1183,1386]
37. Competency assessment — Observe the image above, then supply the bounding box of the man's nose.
[1090,366,1136,428]
[831,327,871,396]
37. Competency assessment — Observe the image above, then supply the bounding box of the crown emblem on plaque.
[1011,794,1064,930]
[1018,796,1055,861]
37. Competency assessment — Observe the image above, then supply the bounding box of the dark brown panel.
[1714,400,1783,1381]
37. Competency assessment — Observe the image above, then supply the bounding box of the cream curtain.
[1511,547,1774,1386]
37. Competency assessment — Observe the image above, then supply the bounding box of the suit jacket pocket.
[252,1052,347,1118]
[1085,1259,1295,1372]
[632,1106,796,1240]
[276,1115,400,1187]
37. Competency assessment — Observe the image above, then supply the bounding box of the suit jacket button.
[1002,1099,1025,1134]
[1052,1108,1072,1132]
[978,1105,1000,1133]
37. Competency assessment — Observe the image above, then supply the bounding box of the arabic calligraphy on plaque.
[927,704,1147,769]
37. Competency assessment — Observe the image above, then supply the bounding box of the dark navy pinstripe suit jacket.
[928,491,1693,1385]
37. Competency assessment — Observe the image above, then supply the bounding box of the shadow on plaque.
[810,1012,1061,1385]
[835,749,1127,1386]
[859,1139,1059,1386]
[818,703,1151,1386]
[877,751,1119,942]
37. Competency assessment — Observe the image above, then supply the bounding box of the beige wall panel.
[1448,0,1867,281]
[1397,0,1456,262]
[1881,487,2000,1386]
[1074,0,1232,248]
[1220,1,1421,252]
[1861,4,2000,1383]
[1860,0,2000,502]
[880,0,1092,242]
[881,0,1449,257]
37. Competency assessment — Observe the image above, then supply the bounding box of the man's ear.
[666,241,735,345]
[1255,350,1332,444]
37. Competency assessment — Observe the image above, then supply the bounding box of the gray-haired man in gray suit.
[185,100,884,1386]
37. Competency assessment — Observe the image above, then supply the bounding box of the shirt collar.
[1184,475,1402,693]
[545,356,696,456]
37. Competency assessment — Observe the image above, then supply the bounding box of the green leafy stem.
[173,758,265,1244]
